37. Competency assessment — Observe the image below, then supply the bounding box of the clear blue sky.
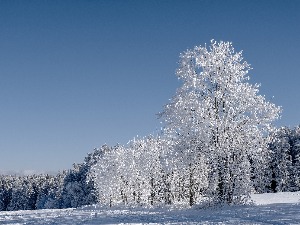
[0,0,299,172]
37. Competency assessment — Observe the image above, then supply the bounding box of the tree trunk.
[189,163,194,206]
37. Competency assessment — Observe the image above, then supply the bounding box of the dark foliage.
[0,148,102,211]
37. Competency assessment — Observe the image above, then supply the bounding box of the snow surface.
[0,192,300,224]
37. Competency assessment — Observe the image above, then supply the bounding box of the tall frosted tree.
[160,40,281,205]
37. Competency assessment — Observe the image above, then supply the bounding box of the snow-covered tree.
[267,126,300,192]
[90,144,118,206]
[61,160,98,208]
[161,137,209,206]
[7,176,37,211]
[91,137,167,207]
[0,175,13,211]
[268,127,292,192]
[125,136,166,206]
[160,40,281,205]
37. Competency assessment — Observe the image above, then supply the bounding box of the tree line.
[0,148,101,211]
[0,126,299,211]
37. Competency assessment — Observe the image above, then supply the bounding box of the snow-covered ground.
[0,192,300,225]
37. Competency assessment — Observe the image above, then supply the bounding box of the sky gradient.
[0,0,299,172]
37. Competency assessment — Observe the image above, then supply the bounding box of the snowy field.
[0,192,300,225]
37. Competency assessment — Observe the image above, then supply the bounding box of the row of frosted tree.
[92,126,300,208]
[1,40,299,211]
[0,126,299,211]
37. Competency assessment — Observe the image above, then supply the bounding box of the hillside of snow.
[0,191,299,225]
